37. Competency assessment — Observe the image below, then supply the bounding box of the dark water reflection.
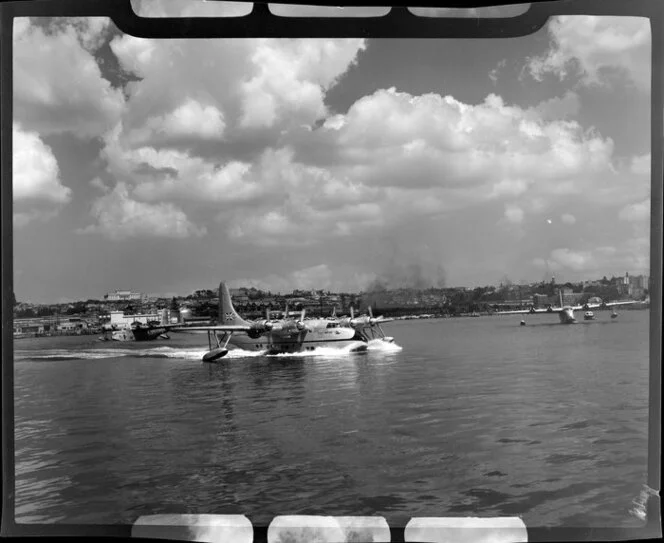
[14,311,650,527]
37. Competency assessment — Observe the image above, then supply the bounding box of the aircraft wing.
[170,325,252,332]
[139,322,215,331]
[582,300,645,310]
[494,307,557,315]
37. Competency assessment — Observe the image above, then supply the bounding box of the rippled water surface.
[13,311,650,527]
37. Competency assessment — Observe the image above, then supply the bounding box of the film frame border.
[1,0,661,541]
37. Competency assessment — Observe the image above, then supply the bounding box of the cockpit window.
[326,322,338,328]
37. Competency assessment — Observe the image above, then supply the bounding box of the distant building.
[532,293,550,307]
[109,310,160,328]
[120,309,181,325]
[558,288,584,306]
[13,317,46,336]
[628,274,648,298]
[104,290,145,302]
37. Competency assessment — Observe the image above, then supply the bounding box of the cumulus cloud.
[13,123,71,227]
[619,200,649,222]
[630,153,650,176]
[96,36,369,243]
[90,177,110,192]
[13,209,60,229]
[107,35,365,146]
[526,16,651,91]
[46,17,113,51]
[13,123,70,203]
[104,130,258,203]
[504,204,525,224]
[13,17,124,137]
[409,5,530,18]
[139,99,226,142]
[107,80,644,249]
[239,39,366,129]
[79,183,206,240]
[226,265,332,293]
[536,242,648,277]
[489,59,507,85]
[321,89,614,195]
[530,91,580,121]
[549,248,594,271]
[227,264,379,294]
[59,29,643,272]
[130,0,252,17]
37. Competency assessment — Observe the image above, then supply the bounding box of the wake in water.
[208,339,403,360]
[367,339,403,353]
[16,340,403,362]
[14,347,209,361]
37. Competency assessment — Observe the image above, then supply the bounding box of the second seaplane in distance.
[174,282,395,362]
[495,289,645,324]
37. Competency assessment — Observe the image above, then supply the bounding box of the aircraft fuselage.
[107,327,169,341]
[558,307,577,324]
[220,321,368,355]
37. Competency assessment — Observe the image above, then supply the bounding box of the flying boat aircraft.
[99,320,209,342]
[335,306,395,342]
[173,282,396,362]
[495,289,644,324]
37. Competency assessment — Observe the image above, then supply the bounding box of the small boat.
[520,319,526,326]
[611,309,618,319]
[583,311,595,321]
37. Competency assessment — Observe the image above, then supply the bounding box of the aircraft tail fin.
[219,282,251,326]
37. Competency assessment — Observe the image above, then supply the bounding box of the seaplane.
[99,320,204,342]
[173,282,395,362]
[336,306,395,343]
[495,289,643,324]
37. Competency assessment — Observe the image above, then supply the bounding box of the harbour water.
[13,311,650,528]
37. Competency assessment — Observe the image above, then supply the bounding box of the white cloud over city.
[526,16,651,92]
[12,15,652,301]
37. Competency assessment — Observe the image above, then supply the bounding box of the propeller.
[348,306,367,327]
[368,306,376,325]
[296,308,306,330]
[367,306,388,326]
[249,307,273,335]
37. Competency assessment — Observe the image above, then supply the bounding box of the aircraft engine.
[366,307,385,327]
[248,320,271,338]
[247,327,263,339]
[295,309,306,330]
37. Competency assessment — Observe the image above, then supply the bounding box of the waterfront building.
[109,310,159,328]
[532,293,550,307]
[107,309,182,328]
[560,289,584,306]
[13,316,92,336]
[104,290,145,302]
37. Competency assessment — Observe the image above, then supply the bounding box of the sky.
[12,1,652,303]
